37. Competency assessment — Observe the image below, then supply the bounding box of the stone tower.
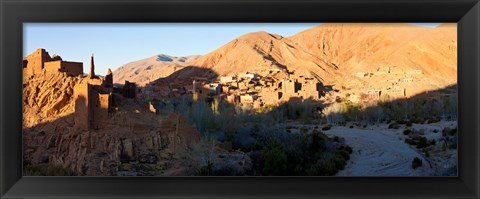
[90,53,95,78]
[104,68,113,88]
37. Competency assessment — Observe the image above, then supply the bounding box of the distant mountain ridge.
[113,54,201,86]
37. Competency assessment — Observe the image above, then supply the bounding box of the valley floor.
[320,121,457,176]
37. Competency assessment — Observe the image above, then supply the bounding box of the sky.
[24,23,442,75]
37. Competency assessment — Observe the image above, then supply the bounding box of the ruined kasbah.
[23,49,208,176]
[23,48,135,131]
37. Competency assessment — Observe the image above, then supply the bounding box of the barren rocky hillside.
[182,23,456,97]
[23,72,202,176]
[113,54,201,86]
[288,23,456,87]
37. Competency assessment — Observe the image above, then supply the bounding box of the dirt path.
[324,126,433,176]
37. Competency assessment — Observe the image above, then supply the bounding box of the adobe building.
[299,80,320,99]
[227,94,240,104]
[23,48,53,75]
[367,90,382,101]
[44,60,83,76]
[220,75,236,83]
[282,79,300,95]
[23,48,83,76]
[74,83,113,131]
[123,81,137,98]
[73,54,114,131]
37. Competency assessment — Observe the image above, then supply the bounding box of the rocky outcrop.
[23,72,80,128]
[23,73,202,176]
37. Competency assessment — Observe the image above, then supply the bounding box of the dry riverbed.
[318,121,457,176]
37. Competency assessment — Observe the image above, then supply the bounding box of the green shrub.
[332,155,347,170]
[406,120,413,127]
[24,163,77,176]
[403,129,413,135]
[305,160,337,176]
[306,155,347,176]
[442,127,457,136]
[322,125,332,131]
[339,150,350,161]
[300,126,309,133]
[412,157,422,169]
[432,129,439,133]
[416,137,429,148]
[338,145,353,154]
[422,149,430,157]
[397,120,407,125]
[405,138,415,145]
[333,136,340,142]
[262,144,288,176]
[405,136,429,148]
[427,118,440,124]
[199,163,213,176]
[409,117,419,124]
[388,121,400,129]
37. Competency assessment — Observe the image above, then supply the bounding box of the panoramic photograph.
[22,23,457,176]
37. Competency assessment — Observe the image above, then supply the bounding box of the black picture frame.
[1,0,479,198]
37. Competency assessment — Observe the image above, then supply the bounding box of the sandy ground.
[323,121,457,176]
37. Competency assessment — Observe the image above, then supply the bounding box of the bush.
[403,129,413,135]
[332,155,347,170]
[388,121,400,129]
[338,150,350,161]
[262,144,288,175]
[404,138,415,145]
[322,125,332,131]
[176,136,218,175]
[397,120,407,125]
[422,149,430,157]
[333,136,340,142]
[412,157,422,169]
[24,163,77,176]
[406,120,413,127]
[432,129,439,133]
[300,126,309,133]
[232,135,256,152]
[305,160,337,176]
[416,137,429,148]
[213,159,244,176]
[427,118,440,124]
[344,145,353,154]
[442,127,457,137]
[405,136,429,148]
[304,151,349,176]
[338,145,353,154]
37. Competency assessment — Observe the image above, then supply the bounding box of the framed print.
[1,0,479,198]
